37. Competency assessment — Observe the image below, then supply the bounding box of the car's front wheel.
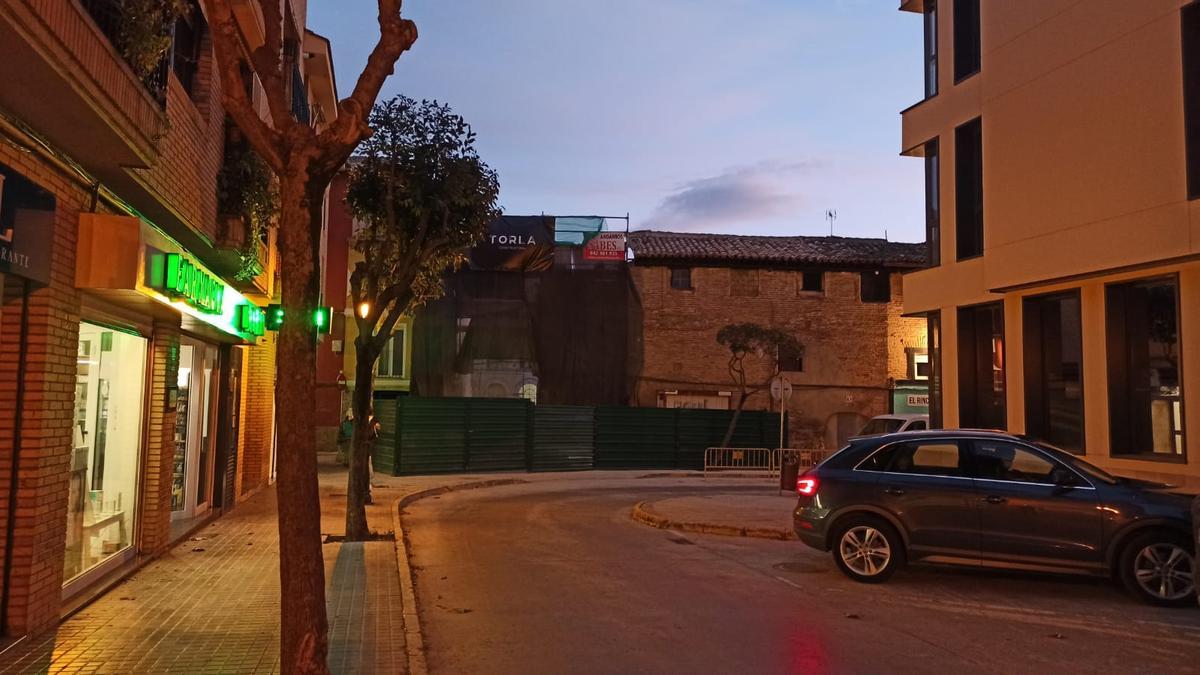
[1118,531,1196,607]
[831,516,904,583]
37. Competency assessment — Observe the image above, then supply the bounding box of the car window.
[970,441,1061,484]
[862,441,964,477]
[1033,442,1115,485]
[907,420,927,431]
[860,418,905,435]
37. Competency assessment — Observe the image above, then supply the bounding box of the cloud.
[645,160,820,232]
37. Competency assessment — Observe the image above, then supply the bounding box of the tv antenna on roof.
[825,209,838,236]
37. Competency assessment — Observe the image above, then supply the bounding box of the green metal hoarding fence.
[532,405,595,471]
[373,397,784,475]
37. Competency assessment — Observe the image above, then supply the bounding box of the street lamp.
[357,301,371,319]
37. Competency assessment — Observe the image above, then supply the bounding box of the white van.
[857,414,929,437]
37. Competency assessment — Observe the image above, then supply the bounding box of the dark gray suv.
[793,430,1196,606]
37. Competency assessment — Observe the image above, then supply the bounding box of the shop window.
[378,329,407,378]
[1184,2,1200,200]
[957,303,1006,430]
[801,271,823,293]
[66,324,147,583]
[1023,291,1085,453]
[670,267,692,290]
[955,118,984,260]
[924,0,938,97]
[172,342,220,518]
[925,138,941,266]
[730,269,759,297]
[953,0,981,82]
[860,270,891,303]
[927,312,943,429]
[1106,277,1185,459]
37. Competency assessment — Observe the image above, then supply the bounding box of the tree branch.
[203,0,284,171]
[374,289,413,348]
[315,0,418,169]
[250,0,296,134]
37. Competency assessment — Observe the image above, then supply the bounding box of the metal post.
[778,399,785,452]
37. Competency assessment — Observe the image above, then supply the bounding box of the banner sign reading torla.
[582,232,627,261]
[0,162,56,285]
[469,216,554,272]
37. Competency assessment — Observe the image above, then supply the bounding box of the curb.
[392,479,528,675]
[630,500,797,541]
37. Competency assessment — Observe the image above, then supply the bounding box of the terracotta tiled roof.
[628,230,928,268]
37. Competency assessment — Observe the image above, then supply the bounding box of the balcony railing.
[78,0,171,104]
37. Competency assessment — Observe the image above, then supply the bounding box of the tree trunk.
[273,173,329,675]
[721,391,750,448]
[345,345,377,541]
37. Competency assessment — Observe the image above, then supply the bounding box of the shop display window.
[65,323,146,582]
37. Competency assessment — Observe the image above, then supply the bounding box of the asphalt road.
[405,477,1200,675]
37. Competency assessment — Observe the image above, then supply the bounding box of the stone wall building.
[629,231,927,450]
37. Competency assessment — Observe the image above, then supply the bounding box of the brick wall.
[239,332,276,495]
[0,141,84,636]
[137,320,181,556]
[887,280,928,382]
[631,265,922,449]
[130,60,224,243]
[18,0,166,158]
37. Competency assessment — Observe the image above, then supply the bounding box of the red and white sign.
[582,232,627,261]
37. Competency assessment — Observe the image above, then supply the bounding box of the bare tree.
[202,2,417,672]
[716,323,803,447]
[342,96,500,540]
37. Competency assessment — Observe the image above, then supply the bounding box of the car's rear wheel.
[1118,531,1195,607]
[831,516,904,583]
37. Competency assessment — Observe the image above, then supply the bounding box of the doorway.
[171,338,220,523]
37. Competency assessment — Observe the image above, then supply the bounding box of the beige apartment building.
[899,0,1200,488]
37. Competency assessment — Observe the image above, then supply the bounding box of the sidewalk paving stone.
[0,459,411,675]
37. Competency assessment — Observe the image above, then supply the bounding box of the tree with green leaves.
[343,96,500,540]
[716,323,803,447]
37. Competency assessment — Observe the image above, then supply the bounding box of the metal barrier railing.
[703,447,775,476]
[778,448,831,469]
[703,448,833,478]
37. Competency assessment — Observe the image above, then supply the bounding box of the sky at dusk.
[307,1,926,242]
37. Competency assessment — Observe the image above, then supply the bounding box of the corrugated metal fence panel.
[397,398,469,474]
[594,406,678,468]
[532,405,594,471]
[465,398,530,472]
[372,396,399,476]
[675,409,785,469]
[675,409,733,470]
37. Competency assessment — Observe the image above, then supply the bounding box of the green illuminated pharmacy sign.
[155,253,224,314]
[236,304,267,336]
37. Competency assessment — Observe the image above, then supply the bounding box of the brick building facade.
[629,231,927,450]
[0,0,336,642]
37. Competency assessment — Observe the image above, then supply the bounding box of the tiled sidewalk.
[0,473,406,674]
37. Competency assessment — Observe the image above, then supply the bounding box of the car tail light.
[796,475,818,496]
